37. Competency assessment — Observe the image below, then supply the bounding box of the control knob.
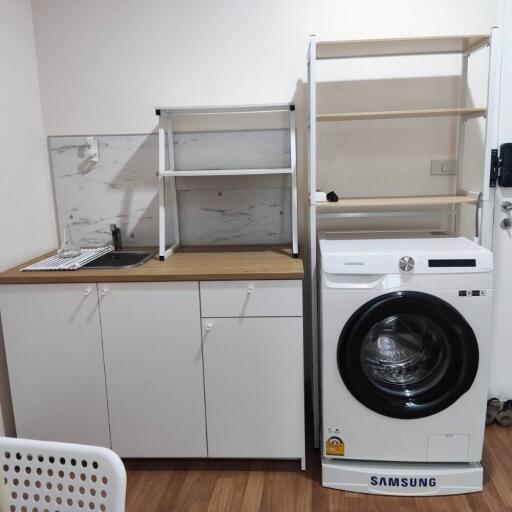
[399,256,415,272]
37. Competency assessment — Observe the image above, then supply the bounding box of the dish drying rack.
[22,246,114,271]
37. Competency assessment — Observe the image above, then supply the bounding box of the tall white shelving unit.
[156,104,298,260]
[308,31,502,444]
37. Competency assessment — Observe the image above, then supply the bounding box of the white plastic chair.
[0,437,126,512]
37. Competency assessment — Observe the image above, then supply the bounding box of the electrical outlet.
[431,159,458,175]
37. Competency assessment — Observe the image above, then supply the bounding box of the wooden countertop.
[0,246,304,284]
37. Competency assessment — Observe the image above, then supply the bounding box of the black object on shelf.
[327,191,339,202]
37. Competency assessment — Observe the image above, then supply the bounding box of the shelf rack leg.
[158,117,181,260]
[166,119,181,250]
[454,53,469,237]
[290,106,298,257]
[481,25,503,249]
[308,34,321,449]
[158,128,166,260]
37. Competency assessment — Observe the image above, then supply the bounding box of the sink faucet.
[110,224,122,251]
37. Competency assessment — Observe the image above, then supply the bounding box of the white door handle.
[205,323,212,333]
[100,287,109,296]
[83,288,92,296]
[247,286,254,295]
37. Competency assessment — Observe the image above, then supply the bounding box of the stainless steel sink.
[82,251,153,269]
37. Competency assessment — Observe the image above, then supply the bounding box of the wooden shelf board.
[159,168,292,177]
[316,34,490,60]
[316,194,478,212]
[317,107,486,122]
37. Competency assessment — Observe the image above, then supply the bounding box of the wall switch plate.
[431,159,458,175]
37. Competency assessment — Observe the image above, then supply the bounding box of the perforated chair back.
[0,437,126,512]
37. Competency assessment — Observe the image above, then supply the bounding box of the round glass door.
[337,292,479,419]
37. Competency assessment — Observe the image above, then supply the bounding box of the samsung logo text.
[370,476,437,488]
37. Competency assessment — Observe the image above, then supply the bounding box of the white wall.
[0,1,57,271]
[32,0,496,135]
[0,0,57,436]
[30,0,497,241]
[31,0,497,241]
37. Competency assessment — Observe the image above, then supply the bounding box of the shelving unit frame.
[307,30,503,446]
[156,104,298,260]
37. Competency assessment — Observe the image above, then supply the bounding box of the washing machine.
[319,232,493,496]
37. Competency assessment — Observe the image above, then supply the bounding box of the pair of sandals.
[486,398,512,426]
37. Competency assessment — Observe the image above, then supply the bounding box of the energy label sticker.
[326,436,344,456]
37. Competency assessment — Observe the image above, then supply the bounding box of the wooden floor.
[125,424,512,512]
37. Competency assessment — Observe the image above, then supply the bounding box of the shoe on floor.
[496,400,512,427]
[487,398,501,426]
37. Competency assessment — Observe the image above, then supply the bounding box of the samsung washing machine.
[319,233,493,496]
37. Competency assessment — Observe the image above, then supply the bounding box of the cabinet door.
[99,282,206,457]
[0,284,110,446]
[203,317,304,459]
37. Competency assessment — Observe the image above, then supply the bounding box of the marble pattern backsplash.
[49,130,292,247]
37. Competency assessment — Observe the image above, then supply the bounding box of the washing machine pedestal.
[322,457,483,496]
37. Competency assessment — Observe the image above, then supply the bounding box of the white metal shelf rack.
[156,104,298,260]
[308,31,502,445]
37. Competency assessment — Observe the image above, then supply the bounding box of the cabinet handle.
[247,285,254,295]
[100,287,109,296]
[83,288,92,296]
[205,323,212,333]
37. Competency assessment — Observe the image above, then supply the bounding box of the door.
[338,291,479,419]
[202,317,304,459]
[0,284,110,446]
[489,0,512,398]
[99,282,207,457]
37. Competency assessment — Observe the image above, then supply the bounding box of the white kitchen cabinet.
[0,284,110,446]
[0,276,304,462]
[98,282,207,457]
[202,316,305,463]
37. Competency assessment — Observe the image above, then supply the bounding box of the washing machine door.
[337,291,479,419]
